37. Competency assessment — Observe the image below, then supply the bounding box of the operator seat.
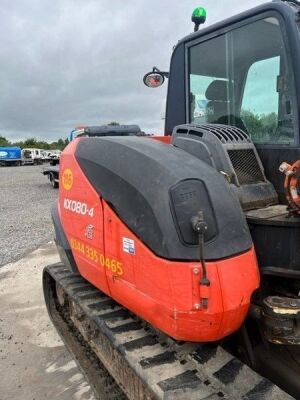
[205,79,247,132]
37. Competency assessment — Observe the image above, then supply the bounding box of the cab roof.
[178,1,298,47]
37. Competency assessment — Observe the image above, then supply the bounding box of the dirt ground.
[0,242,96,400]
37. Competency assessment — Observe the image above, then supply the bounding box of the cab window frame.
[185,10,299,147]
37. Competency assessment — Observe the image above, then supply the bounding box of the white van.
[22,148,44,165]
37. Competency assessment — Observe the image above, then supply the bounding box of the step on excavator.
[43,1,300,398]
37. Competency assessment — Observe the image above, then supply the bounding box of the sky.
[0,0,267,142]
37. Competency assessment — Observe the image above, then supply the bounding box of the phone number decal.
[70,238,123,276]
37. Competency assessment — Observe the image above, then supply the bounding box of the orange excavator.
[44,2,300,399]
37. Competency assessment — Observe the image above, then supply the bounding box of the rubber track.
[43,263,294,400]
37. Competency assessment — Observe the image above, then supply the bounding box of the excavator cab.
[166,1,300,201]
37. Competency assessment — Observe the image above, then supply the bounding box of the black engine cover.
[76,136,251,261]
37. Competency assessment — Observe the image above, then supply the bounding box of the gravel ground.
[0,167,96,399]
[0,242,95,400]
[0,165,58,266]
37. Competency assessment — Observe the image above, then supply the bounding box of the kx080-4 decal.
[64,199,94,217]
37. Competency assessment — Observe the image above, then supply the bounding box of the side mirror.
[143,71,165,88]
[143,67,169,88]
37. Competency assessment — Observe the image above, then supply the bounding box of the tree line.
[240,110,278,140]
[0,115,279,150]
[0,123,121,151]
[0,136,69,151]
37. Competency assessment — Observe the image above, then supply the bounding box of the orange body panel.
[59,138,260,342]
[150,135,172,144]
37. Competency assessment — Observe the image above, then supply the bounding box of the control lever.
[191,211,211,308]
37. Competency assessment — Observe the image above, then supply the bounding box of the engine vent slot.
[228,149,265,185]
[197,124,250,143]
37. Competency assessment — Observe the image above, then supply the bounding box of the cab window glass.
[189,16,295,144]
[241,56,292,143]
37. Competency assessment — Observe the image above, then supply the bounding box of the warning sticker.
[123,237,135,255]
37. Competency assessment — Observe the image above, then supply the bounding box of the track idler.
[262,296,300,345]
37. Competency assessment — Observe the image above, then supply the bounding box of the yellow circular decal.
[62,168,73,190]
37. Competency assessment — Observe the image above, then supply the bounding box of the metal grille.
[194,124,250,143]
[228,149,265,185]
